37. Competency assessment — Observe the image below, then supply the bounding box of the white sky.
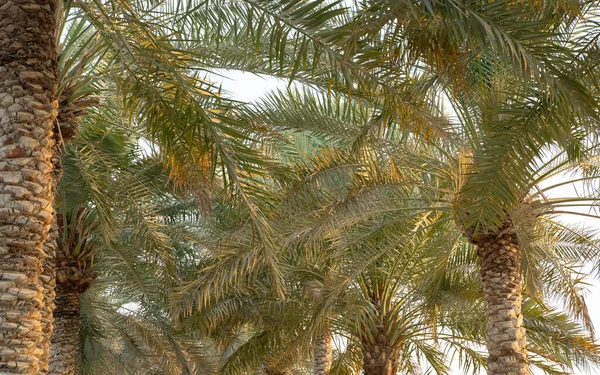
[218,70,600,375]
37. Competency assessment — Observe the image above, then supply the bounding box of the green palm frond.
[80,287,218,375]
[164,0,451,139]
[58,4,288,295]
[329,342,362,375]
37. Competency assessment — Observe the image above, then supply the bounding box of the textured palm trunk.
[47,255,93,375]
[313,325,332,375]
[38,78,82,375]
[47,282,81,375]
[0,0,58,374]
[361,334,401,375]
[37,221,57,375]
[48,210,94,375]
[360,277,401,375]
[38,147,64,375]
[474,231,528,375]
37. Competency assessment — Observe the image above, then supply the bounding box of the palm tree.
[38,1,307,371]
[317,3,600,373]
[39,11,107,372]
[78,283,218,375]
[291,151,600,375]
[0,2,60,373]
[67,193,220,375]
[73,209,220,375]
[47,208,96,375]
[308,278,333,375]
[267,139,463,375]
[46,105,219,375]
[173,82,600,374]
[235,2,600,372]
[170,197,306,375]
[313,327,332,375]
[244,87,600,374]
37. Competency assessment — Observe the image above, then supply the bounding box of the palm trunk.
[38,221,58,375]
[47,253,94,375]
[48,211,95,375]
[475,231,528,375]
[38,78,81,375]
[360,277,401,375]
[0,1,58,373]
[313,325,332,375]
[38,131,63,374]
[47,282,81,375]
[361,334,401,375]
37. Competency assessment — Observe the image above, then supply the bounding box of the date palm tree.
[71,209,220,375]
[312,3,600,374]
[0,2,60,373]
[47,103,221,375]
[39,1,312,372]
[244,87,600,374]
[0,1,359,372]
[170,195,310,375]
[173,83,600,374]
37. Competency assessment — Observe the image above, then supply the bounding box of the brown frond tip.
[55,257,96,294]
[464,216,516,246]
[55,88,99,144]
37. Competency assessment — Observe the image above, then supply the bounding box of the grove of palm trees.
[2,1,600,375]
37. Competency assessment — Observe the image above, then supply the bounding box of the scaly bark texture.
[361,332,401,375]
[47,282,84,375]
[0,0,58,374]
[37,220,57,375]
[38,83,82,375]
[47,208,95,375]
[313,326,332,375]
[473,230,528,375]
[47,257,93,375]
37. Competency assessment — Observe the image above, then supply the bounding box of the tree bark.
[37,221,57,375]
[361,333,401,375]
[0,0,58,374]
[47,282,81,375]
[475,231,528,375]
[38,143,62,375]
[48,209,95,375]
[313,325,332,375]
[38,69,82,375]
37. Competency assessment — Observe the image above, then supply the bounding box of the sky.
[216,70,600,375]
